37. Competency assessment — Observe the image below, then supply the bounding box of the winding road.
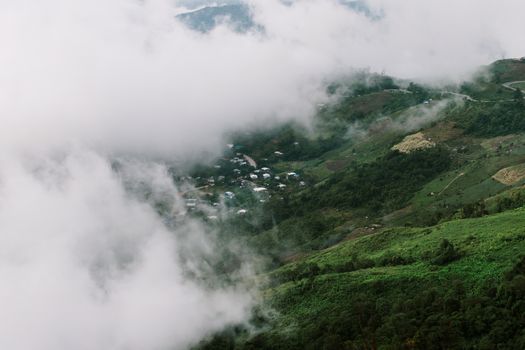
[502,81,525,92]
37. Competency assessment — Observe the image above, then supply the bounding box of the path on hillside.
[438,172,465,196]
[502,81,525,91]
[439,91,479,102]
[387,81,523,104]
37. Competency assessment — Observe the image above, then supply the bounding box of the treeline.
[452,99,525,137]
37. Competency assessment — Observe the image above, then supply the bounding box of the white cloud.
[0,150,252,350]
[0,1,523,349]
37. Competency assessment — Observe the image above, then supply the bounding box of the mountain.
[176,1,377,33]
[187,58,525,349]
[176,4,255,33]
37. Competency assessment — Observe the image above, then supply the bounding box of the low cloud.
[0,1,523,349]
[346,98,461,140]
[0,149,253,350]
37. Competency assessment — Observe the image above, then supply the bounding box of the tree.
[431,239,461,265]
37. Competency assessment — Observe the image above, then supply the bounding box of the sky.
[0,1,524,349]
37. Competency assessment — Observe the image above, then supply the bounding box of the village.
[176,144,307,220]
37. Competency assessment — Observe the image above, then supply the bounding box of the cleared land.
[391,132,436,153]
[493,163,525,185]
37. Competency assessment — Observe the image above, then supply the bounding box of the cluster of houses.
[178,148,307,219]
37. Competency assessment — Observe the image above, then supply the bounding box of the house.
[224,191,235,199]
[274,151,284,156]
[237,209,248,215]
[186,198,197,208]
[249,174,258,180]
[261,167,270,172]
[253,187,267,193]
[262,173,271,180]
[278,183,287,189]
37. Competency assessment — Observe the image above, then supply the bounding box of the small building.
[253,187,268,193]
[262,173,271,180]
[249,174,258,180]
[237,209,248,215]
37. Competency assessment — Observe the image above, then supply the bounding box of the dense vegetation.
[453,100,525,137]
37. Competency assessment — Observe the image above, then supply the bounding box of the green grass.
[275,208,525,277]
[266,208,525,338]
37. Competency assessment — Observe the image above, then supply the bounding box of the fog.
[0,0,524,349]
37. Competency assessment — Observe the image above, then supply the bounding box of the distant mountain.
[176,0,240,11]
[176,4,255,33]
[176,0,378,33]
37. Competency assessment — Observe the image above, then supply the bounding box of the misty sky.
[0,1,524,349]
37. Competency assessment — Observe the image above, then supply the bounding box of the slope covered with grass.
[259,209,525,349]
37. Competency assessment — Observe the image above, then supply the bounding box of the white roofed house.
[249,174,258,180]
[286,172,299,179]
[262,173,271,180]
[185,198,197,209]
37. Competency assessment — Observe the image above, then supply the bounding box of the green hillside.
[264,208,525,349]
[191,59,525,350]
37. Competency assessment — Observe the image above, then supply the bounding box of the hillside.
[188,59,525,349]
